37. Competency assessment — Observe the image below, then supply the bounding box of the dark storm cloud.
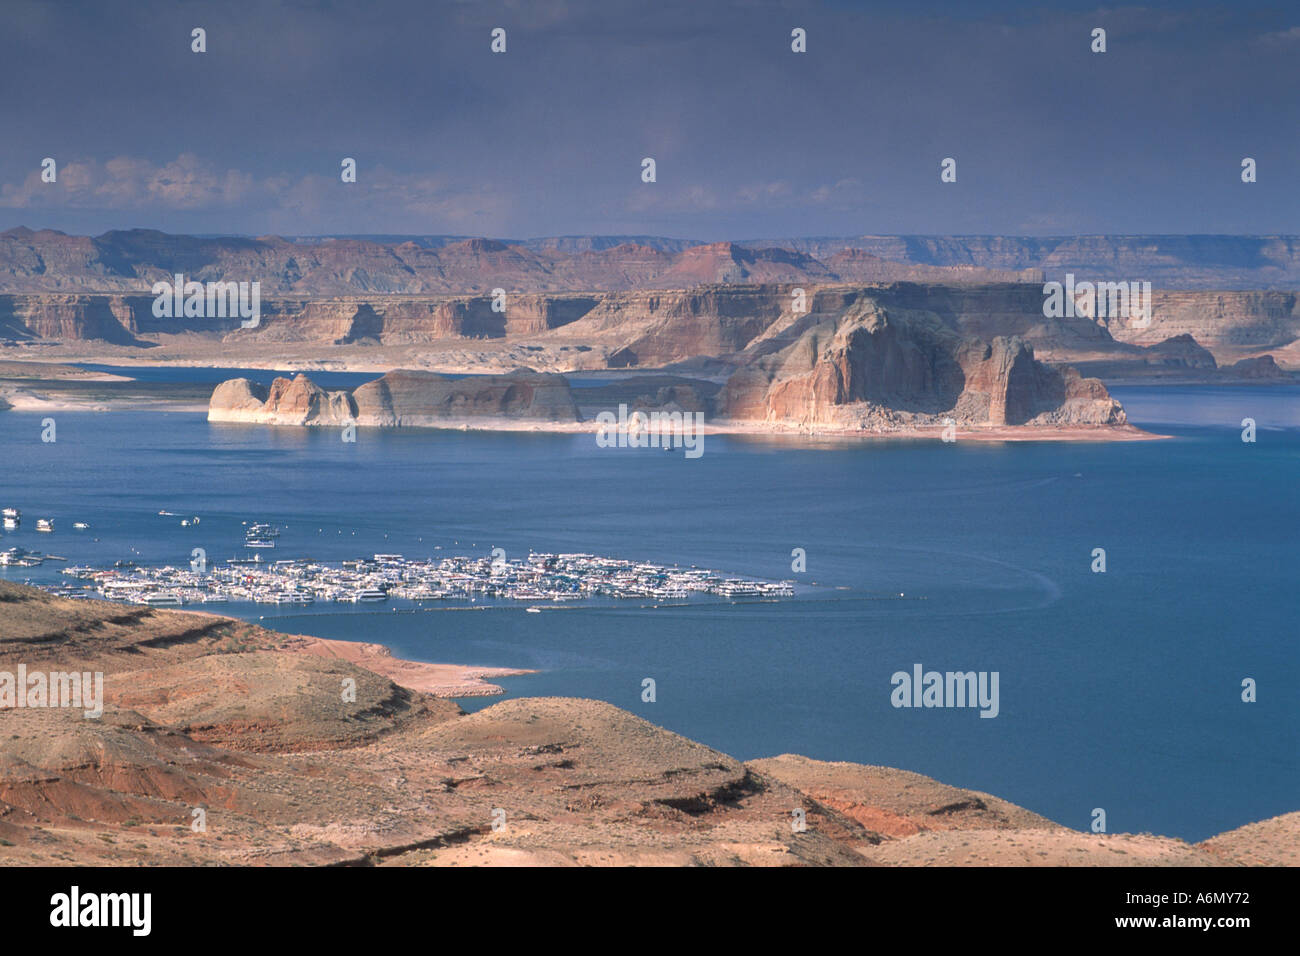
[0,0,1295,237]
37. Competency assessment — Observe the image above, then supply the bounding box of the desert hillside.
[0,580,1290,867]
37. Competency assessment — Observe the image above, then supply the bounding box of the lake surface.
[1,382,1295,841]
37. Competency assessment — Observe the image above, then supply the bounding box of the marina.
[40,546,795,608]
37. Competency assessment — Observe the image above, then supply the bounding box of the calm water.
[1,383,1295,841]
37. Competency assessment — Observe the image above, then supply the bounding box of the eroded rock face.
[207,378,268,417]
[208,370,580,426]
[207,374,356,426]
[353,369,579,424]
[0,294,147,344]
[721,297,1125,427]
[1113,290,1300,351]
[575,376,721,416]
[1228,354,1290,379]
[206,374,352,426]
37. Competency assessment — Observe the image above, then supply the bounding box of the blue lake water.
[0,383,1295,841]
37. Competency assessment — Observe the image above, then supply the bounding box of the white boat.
[526,606,542,614]
[0,548,42,567]
[354,588,388,602]
[141,591,184,607]
[273,592,313,605]
[245,539,276,549]
[35,518,54,533]
[73,522,90,530]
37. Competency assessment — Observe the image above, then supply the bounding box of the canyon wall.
[1116,290,1300,351]
[744,235,1300,289]
[10,280,1297,375]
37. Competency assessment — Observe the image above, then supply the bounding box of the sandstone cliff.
[207,375,355,426]
[744,234,1300,290]
[6,275,1297,377]
[720,294,1124,427]
[208,369,581,426]
[352,369,579,425]
[1111,290,1300,358]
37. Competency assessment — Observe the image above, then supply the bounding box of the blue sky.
[1,0,1296,238]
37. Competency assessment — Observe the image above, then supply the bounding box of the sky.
[0,0,1297,239]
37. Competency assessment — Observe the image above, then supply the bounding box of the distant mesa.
[0,227,1040,297]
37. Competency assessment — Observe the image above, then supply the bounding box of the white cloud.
[0,154,513,233]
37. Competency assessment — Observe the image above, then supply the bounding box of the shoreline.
[6,343,1298,383]
[203,409,1170,442]
[1,357,1288,441]
[277,633,536,698]
[0,387,1170,441]
[0,385,207,413]
[128,603,537,698]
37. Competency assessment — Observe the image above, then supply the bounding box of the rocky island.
[209,369,580,427]
[207,291,1144,440]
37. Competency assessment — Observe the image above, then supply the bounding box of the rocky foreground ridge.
[0,580,1293,867]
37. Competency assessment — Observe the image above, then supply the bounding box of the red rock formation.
[353,369,579,424]
[207,374,355,426]
[721,297,1125,427]
[208,370,580,426]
